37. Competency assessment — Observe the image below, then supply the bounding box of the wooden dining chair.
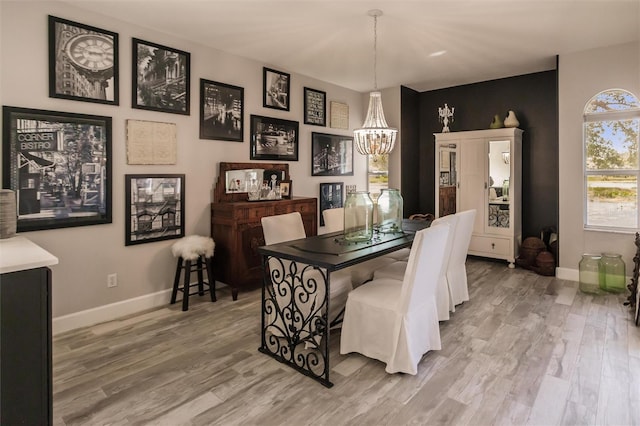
[340,222,450,375]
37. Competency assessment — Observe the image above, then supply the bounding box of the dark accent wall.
[400,86,420,216]
[405,70,558,239]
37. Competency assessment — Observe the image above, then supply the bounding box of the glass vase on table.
[344,191,374,242]
[377,188,404,234]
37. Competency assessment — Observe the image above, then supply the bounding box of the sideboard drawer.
[247,206,271,220]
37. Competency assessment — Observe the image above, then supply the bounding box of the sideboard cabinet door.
[211,197,318,299]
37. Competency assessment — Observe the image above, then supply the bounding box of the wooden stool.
[170,235,216,311]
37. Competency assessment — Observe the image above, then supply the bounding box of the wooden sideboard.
[210,197,317,300]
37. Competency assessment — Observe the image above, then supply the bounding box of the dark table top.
[258,219,430,271]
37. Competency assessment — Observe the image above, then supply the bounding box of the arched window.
[584,89,640,230]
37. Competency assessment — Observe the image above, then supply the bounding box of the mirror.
[438,144,457,216]
[214,162,290,203]
[488,139,510,228]
[225,169,266,193]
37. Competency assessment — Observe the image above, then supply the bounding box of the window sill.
[583,226,638,235]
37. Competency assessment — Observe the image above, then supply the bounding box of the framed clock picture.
[48,16,119,105]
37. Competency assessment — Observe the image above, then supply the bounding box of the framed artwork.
[330,101,349,129]
[125,174,185,246]
[280,180,292,199]
[319,182,344,226]
[250,115,299,161]
[304,87,326,126]
[263,67,290,111]
[200,79,244,141]
[311,132,354,176]
[132,38,190,115]
[2,106,112,232]
[48,15,119,105]
[126,119,177,165]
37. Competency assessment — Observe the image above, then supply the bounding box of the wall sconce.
[502,152,510,164]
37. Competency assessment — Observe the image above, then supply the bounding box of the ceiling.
[61,0,639,93]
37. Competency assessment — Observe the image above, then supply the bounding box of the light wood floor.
[52,258,640,426]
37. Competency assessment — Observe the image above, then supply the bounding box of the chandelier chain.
[373,14,378,90]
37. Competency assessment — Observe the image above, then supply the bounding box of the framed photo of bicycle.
[132,38,190,115]
[2,106,112,232]
[263,67,290,111]
[125,174,185,246]
[250,115,299,161]
[304,87,326,126]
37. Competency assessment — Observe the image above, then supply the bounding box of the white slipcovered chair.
[261,212,353,329]
[322,207,344,233]
[372,214,457,321]
[321,207,395,287]
[340,222,450,375]
[448,209,476,310]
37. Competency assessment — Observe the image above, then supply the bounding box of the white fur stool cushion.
[171,235,215,261]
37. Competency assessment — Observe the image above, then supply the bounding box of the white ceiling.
[61,0,639,92]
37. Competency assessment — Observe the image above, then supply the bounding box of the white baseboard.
[52,288,172,336]
[556,267,579,282]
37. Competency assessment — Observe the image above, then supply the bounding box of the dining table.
[257,219,430,387]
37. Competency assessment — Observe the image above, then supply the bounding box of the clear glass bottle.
[599,253,626,293]
[376,188,403,234]
[502,179,509,201]
[579,254,602,294]
[248,179,260,201]
[344,191,374,242]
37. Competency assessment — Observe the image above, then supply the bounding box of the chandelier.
[354,9,398,156]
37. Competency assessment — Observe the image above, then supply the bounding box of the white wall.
[558,41,640,280]
[0,1,366,332]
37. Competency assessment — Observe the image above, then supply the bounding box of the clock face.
[65,34,114,72]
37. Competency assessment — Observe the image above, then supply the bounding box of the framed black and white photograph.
[125,174,185,246]
[2,106,112,232]
[132,38,190,115]
[263,67,290,111]
[200,79,244,141]
[250,115,299,161]
[319,182,344,226]
[311,132,354,176]
[280,180,292,199]
[48,15,119,105]
[304,87,326,126]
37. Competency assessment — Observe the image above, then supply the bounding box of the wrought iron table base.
[259,256,334,387]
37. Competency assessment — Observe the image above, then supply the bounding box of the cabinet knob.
[491,243,495,249]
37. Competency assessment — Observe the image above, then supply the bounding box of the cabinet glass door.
[438,145,457,216]
[487,139,511,230]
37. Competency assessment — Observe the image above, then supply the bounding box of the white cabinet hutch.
[435,128,523,267]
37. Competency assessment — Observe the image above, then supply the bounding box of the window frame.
[583,89,640,232]
[367,153,389,200]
